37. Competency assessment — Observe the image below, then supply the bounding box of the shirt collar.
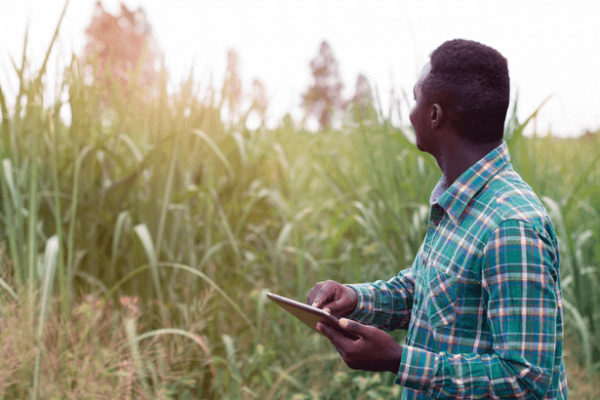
[431,141,510,224]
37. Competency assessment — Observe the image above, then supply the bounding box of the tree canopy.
[84,1,162,95]
[302,41,345,130]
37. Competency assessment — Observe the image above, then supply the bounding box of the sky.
[1,0,599,136]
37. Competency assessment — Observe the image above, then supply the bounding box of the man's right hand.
[307,280,358,317]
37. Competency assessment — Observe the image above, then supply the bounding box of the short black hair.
[422,39,510,144]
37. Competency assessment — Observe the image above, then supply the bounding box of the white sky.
[1,0,599,136]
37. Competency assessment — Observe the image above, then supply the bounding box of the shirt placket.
[424,204,444,263]
[406,203,445,346]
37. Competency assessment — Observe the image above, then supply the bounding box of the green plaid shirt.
[347,142,567,399]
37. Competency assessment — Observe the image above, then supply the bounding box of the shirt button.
[433,219,439,226]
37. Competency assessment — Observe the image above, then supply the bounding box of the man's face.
[409,63,434,154]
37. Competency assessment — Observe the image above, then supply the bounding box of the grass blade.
[155,132,178,259]
[0,159,23,286]
[0,276,18,301]
[31,235,59,400]
[124,317,152,397]
[111,211,132,269]
[27,136,40,326]
[134,224,164,306]
[34,0,70,86]
[192,129,234,178]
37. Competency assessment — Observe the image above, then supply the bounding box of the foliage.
[84,1,162,100]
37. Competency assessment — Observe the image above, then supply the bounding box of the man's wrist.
[344,285,359,315]
[386,345,403,374]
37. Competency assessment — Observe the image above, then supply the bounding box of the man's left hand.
[317,318,403,373]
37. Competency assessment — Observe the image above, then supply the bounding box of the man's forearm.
[345,268,415,331]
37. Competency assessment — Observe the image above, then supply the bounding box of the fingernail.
[339,318,349,327]
[323,307,331,314]
[316,322,321,331]
[311,302,318,307]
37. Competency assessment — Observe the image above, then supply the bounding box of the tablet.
[267,292,358,339]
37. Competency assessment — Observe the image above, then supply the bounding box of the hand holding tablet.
[267,292,358,339]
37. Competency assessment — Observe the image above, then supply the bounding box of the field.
[1,24,600,400]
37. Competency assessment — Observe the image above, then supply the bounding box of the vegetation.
[0,5,599,399]
[84,1,162,95]
[302,40,346,130]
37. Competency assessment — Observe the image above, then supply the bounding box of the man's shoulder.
[472,166,550,229]
[461,166,560,265]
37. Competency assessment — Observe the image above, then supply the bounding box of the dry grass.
[564,339,600,400]
[0,292,212,399]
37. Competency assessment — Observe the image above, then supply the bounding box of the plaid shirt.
[347,142,567,399]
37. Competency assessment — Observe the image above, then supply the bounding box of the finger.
[318,314,338,329]
[307,284,319,305]
[311,287,328,307]
[326,296,351,315]
[312,283,334,308]
[307,282,323,305]
[318,321,351,351]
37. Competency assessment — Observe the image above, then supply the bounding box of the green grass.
[0,10,599,399]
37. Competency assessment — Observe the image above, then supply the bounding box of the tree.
[244,78,268,130]
[83,1,161,96]
[220,49,243,123]
[302,41,345,130]
[250,78,268,117]
[349,73,376,123]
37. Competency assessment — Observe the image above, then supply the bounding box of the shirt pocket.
[426,266,460,329]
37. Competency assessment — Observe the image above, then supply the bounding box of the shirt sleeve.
[397,219,561,399]
[345,266,416,331]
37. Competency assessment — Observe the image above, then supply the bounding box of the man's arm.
[345,266,416,332]
[398,219,561,399]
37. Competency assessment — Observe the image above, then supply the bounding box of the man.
[307,39,568,399]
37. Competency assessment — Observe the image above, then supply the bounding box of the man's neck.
[435,136,502,185]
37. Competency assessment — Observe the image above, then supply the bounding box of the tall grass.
[0,8,599,398]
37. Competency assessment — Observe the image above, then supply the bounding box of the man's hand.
[317,318,403,373]
[307,280,358,317]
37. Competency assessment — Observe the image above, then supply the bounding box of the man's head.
[413,39,510,145]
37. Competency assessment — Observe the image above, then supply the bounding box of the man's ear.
[430,104,443,128]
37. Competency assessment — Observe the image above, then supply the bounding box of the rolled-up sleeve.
[345,267,416,331]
